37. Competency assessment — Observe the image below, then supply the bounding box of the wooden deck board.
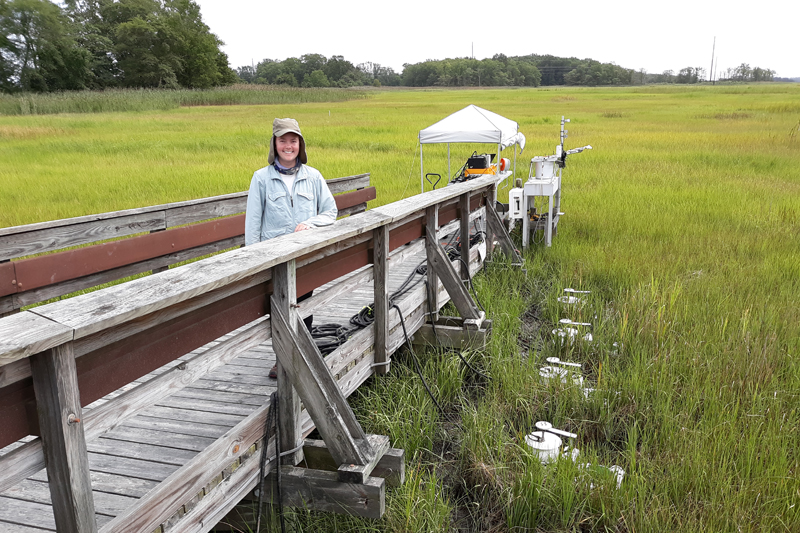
[0,233,484,532]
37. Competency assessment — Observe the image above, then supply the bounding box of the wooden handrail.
[0,173,500,531]
[0,174,374,314]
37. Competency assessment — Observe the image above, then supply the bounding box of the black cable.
[391,303,445,415]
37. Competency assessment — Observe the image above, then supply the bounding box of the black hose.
[391,302,445,415]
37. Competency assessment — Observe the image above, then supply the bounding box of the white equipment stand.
[522,154,562,248]
[510,117,591,249]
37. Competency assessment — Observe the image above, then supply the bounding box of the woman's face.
[275,133,301,167]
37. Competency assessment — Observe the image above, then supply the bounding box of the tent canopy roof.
[419,104,522,150]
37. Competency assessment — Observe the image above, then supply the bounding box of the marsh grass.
[2,84,799,532]
[0,85,366,116]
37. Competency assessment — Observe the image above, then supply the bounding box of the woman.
[245,118,337,378]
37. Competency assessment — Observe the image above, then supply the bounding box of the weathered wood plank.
[302,439,405,488]
[372,174,495,224]
[485,202,522,264]
[411,323,489,351]
[266,466,385,519]
[170,437,270,533]
[338,434,390,484]
[29,342,97,533]
[29,209,390,340]
[0,312,73,367]
[97,398,274,533]
[425,225,481,322]
[0,358,30,388]
[0,518,54,532]
[1,478,138,518]
[0,496,59,530]
[325,174,370,195]
[372,225,389,375]
[121,416,233,440]
[12,236,243,311]
[271,301,372,468]
[169,388,268,409]
[0,440,45,494]
[98,426,216,454]
[0,212,166,262]
[272,261,303,467]
[460,192,471,280]
[139,405,244,428]
[80,316,270,443]
[87,438,197,467]
[426,205,440,324]
[13,216,243,294]
[87,451,177,482]
[165,198,246,229]
[155,395,256,417]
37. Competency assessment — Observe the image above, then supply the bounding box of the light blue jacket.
[244,164,337,246]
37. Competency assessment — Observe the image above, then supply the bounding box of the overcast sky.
[194,0,798,79]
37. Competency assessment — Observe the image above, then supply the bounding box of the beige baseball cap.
[268,117,308,164]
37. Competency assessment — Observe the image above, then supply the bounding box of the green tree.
[0,0,91,92]
[303,69,329,87]
[114,14,180,88]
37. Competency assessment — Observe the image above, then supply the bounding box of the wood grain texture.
[325,174,370,195]
[28,209,390,340]
[267,466,385,520]
[11,235,243,311]
[459,192,471,280]
[0,312,73,367]
[372,225,389,375]
[272,261,303,467]
[270,301,371,467]
[96,400,273,533]
[0,212,166,262]
[425,225,480,321]
[29,342,97,533]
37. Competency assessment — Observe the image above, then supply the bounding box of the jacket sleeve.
[244,172,263,246]
[304,173,338,228]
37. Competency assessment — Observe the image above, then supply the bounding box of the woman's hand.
[295,223,311,232]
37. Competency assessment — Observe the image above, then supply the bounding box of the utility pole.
[709,37,716,84]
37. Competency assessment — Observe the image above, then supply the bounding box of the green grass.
[0,85,367,116]
[2,84,799,532]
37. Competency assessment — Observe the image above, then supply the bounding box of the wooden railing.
[0,174,505,532]
[0,173,376,316]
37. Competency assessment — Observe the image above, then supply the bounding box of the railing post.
[149,228,169,274]
[272,260,303,465]
[459,192,471,280]
[30,341,98,533]
[372,225,390,375]
[425,205,439,323]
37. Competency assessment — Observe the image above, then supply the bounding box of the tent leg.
[447,143,451,185]
[420,143,424,194]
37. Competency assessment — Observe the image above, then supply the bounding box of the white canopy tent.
[419,104,526,192]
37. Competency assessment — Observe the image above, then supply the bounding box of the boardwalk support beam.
[30,342,98,533]
[425,224,484,329]
[485,202,524,266]
[412,316,493,351]
[270,297,388,482]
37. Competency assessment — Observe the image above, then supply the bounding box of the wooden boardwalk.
[0,173,512,533]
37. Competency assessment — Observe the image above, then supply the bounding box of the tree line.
[0,0,781,94]
[0,0,236,93]
[236,54,639,89]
